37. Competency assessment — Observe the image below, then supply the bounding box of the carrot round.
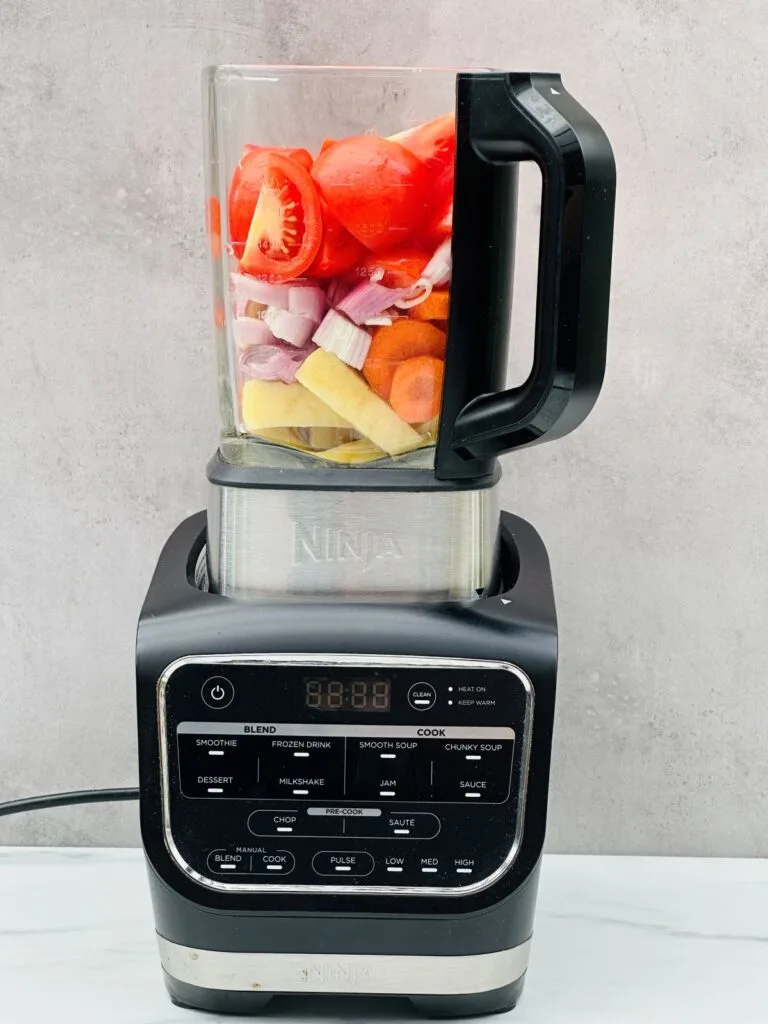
[362,319,446,400]
[389,356,445,424]
[408,288,450,321]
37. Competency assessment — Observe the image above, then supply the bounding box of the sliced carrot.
[408,289,450,322]
[362,319,446,400]
[389,356,445,424]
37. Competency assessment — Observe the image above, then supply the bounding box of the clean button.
[408,682,436,711]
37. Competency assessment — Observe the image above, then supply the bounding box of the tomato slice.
[228,147,314,259]
[307,199,366,278]
[238,152,322,282]
[354,248,431,288]
[312,135,431,253]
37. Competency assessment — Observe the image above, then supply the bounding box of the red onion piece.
[394,279,433,309]
[230,273,291,310]
[423,239,451,287]
[264,307,317,348]
[325,277,353,307]
[232,316,274,349]
[240,341,316,384]
[313,310,371,370]
[336,281,405,325]
[288,285,326,323]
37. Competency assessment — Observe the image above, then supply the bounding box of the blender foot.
[408,976,526,1018]
[165,973,274,1015]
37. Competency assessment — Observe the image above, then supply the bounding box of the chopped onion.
[230,273,291,310]
[313,310,372,370]
[232,316,274,349]
[240,341,316,383]
[394,279,433,309]
[288,285,326,323]
[392,240,451,311]
[264,307,317,348]
[423,239,452,287]
[364,315,394,327]
[336,281,405,325]
[325,277,353,307]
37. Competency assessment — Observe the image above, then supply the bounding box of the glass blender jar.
[203,66,614,602]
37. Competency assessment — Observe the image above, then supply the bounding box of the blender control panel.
[159,656,532,896]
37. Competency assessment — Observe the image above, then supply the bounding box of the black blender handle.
[436,72,616,480]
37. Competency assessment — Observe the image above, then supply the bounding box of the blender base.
[167,982,524,1018]
[162,945,529,1017]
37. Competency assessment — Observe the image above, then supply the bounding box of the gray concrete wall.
[1,0,766,854]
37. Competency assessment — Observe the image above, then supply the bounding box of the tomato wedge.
[425,202,452,245]
[312,135,431,252]
[354,248,431,288]
[307,199,366,278]
[390,114,455,177]
[242,144,313,172]
[237,152,322,282]
[206,196,222,260]
[391,114,456,241]
[228,146,314,259]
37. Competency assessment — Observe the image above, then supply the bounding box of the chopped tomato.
[206,196,222,260]
[307,199,366,278]
[425,202,453,245]
[237,152,322,282]
[354,248,431,288]
[390,114,455,178]
[311,135,431,252]
[228,146,314,258]
[391,114,456,238]
[242,144,313,172]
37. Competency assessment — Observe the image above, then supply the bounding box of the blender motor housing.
[137,510,556,1016]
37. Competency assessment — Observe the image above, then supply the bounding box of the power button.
[201,676,234,710]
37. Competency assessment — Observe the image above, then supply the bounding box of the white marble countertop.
[0,849,765,1023]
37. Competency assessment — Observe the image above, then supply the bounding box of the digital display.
[305,677,390,712]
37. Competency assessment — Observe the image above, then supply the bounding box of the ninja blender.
[137,66,615,1016]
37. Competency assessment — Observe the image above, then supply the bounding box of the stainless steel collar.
[207,483,498,600]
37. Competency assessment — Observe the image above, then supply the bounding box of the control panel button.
[419,855,442,876]
[345,739,430,801]
[312,851,374,877]
[430,740,514,803]
[177,733,254,798]
[206,849,250,875]
[251,849,295,876]
[454,857,476,877]
[408,681,436,711]
[261,737,345,799]
[201,676,234,710]
[248,810,343,838]
[346,810,440,839]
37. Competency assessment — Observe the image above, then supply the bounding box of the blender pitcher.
[203,67,615,599]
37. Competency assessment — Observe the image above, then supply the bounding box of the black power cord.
[0,788,139,819]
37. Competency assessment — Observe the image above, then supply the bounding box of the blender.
[137,66,615,1016]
